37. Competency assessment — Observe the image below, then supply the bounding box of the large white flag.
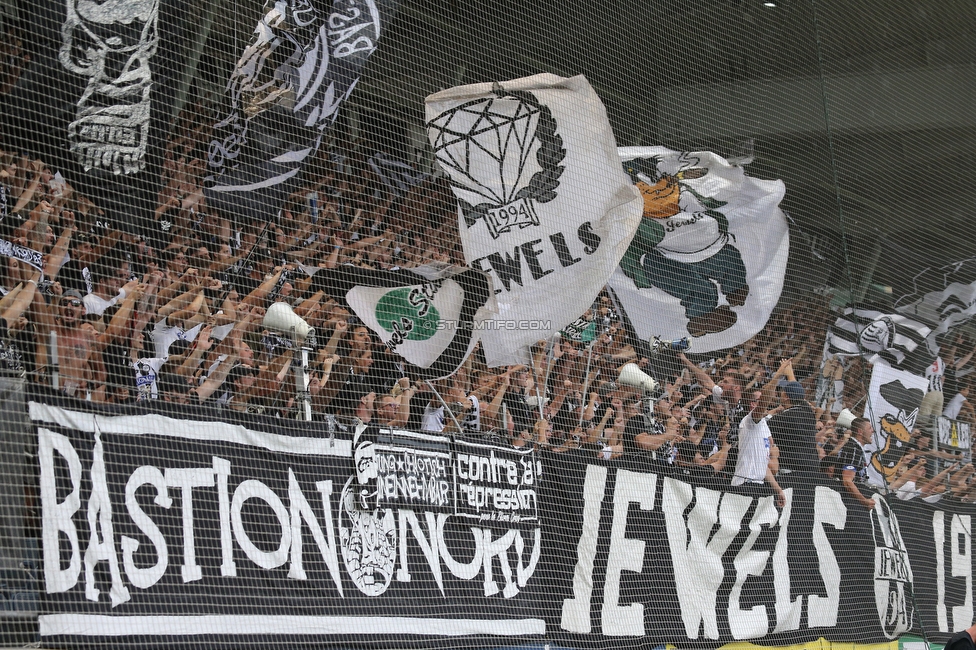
[609,147,789,352]
[425,74,642,367]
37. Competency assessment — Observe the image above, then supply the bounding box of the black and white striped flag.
[826,307,934,373]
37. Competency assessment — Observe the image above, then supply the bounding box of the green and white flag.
[316,264,494,379]
[560,316,597,343]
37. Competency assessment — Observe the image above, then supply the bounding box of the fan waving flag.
[205,0,398,224]
[609,147,790,353]
[425,74,643,367]
[315,264,494,380]
[826,307,934,374]
[561,316,598,343]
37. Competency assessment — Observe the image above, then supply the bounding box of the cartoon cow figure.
[618,156,750,337]
[871,379,924,481]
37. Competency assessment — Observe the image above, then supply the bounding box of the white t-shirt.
[211,313,234,342]
[421,404,445,432]
[152,317,203,358]
[82,290,124,317]
[925,357,946,393]
[133,356,167,400]
[205,354,229,380]
[731,411,771,486]
[858,438,885,488]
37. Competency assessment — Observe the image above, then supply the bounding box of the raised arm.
[193,351,239,403]
[95,288,142,352]
[45,216,74,279]
[88,228,123,267]
[484,368,514,430]
[242,265,285,307]
[588,407,614,445]
[700,424,733,472]
[177,324,214,378]
[158,287,203,323]
[392,381,417,429]
[1,272,39,323]
[634,417,681,452]
[11,165,42,215]
[677,352,717,392]
[754,358,793,419]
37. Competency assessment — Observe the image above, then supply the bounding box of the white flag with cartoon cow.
[425,74,643,367]
[609,147,789,352]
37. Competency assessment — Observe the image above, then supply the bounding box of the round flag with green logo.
[374,288,439,341]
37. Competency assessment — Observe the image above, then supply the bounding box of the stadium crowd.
[0,96,974,510]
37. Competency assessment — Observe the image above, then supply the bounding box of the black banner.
[29,392,976,648]
[454,439,538,526]
[375,429,452,511]
[32,395,543,649]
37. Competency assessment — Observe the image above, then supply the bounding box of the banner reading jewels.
[28,391,976,649]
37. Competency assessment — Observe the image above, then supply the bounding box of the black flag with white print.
[0,0,191,234]
[204,0,398,225]
[826,307,934,374]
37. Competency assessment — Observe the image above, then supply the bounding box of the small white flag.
[318,264,494,379]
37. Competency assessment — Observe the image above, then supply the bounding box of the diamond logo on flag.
[427,88,564,239]
[426,74,642,367]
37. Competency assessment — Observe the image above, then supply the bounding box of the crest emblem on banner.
[871,379,923,480]
[339,477,397,597]
[869,496,914,638]
[59,0,160,174]
[427,88,565,239]
[374,285,441,346]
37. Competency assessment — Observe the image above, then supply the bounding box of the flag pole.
[578,339,596,429]
[424,380,465,435]
[537,334,559,419]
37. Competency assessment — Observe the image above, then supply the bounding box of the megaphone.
[835,408,856,430]
[618,363,658,394]
[263,302,315,345]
